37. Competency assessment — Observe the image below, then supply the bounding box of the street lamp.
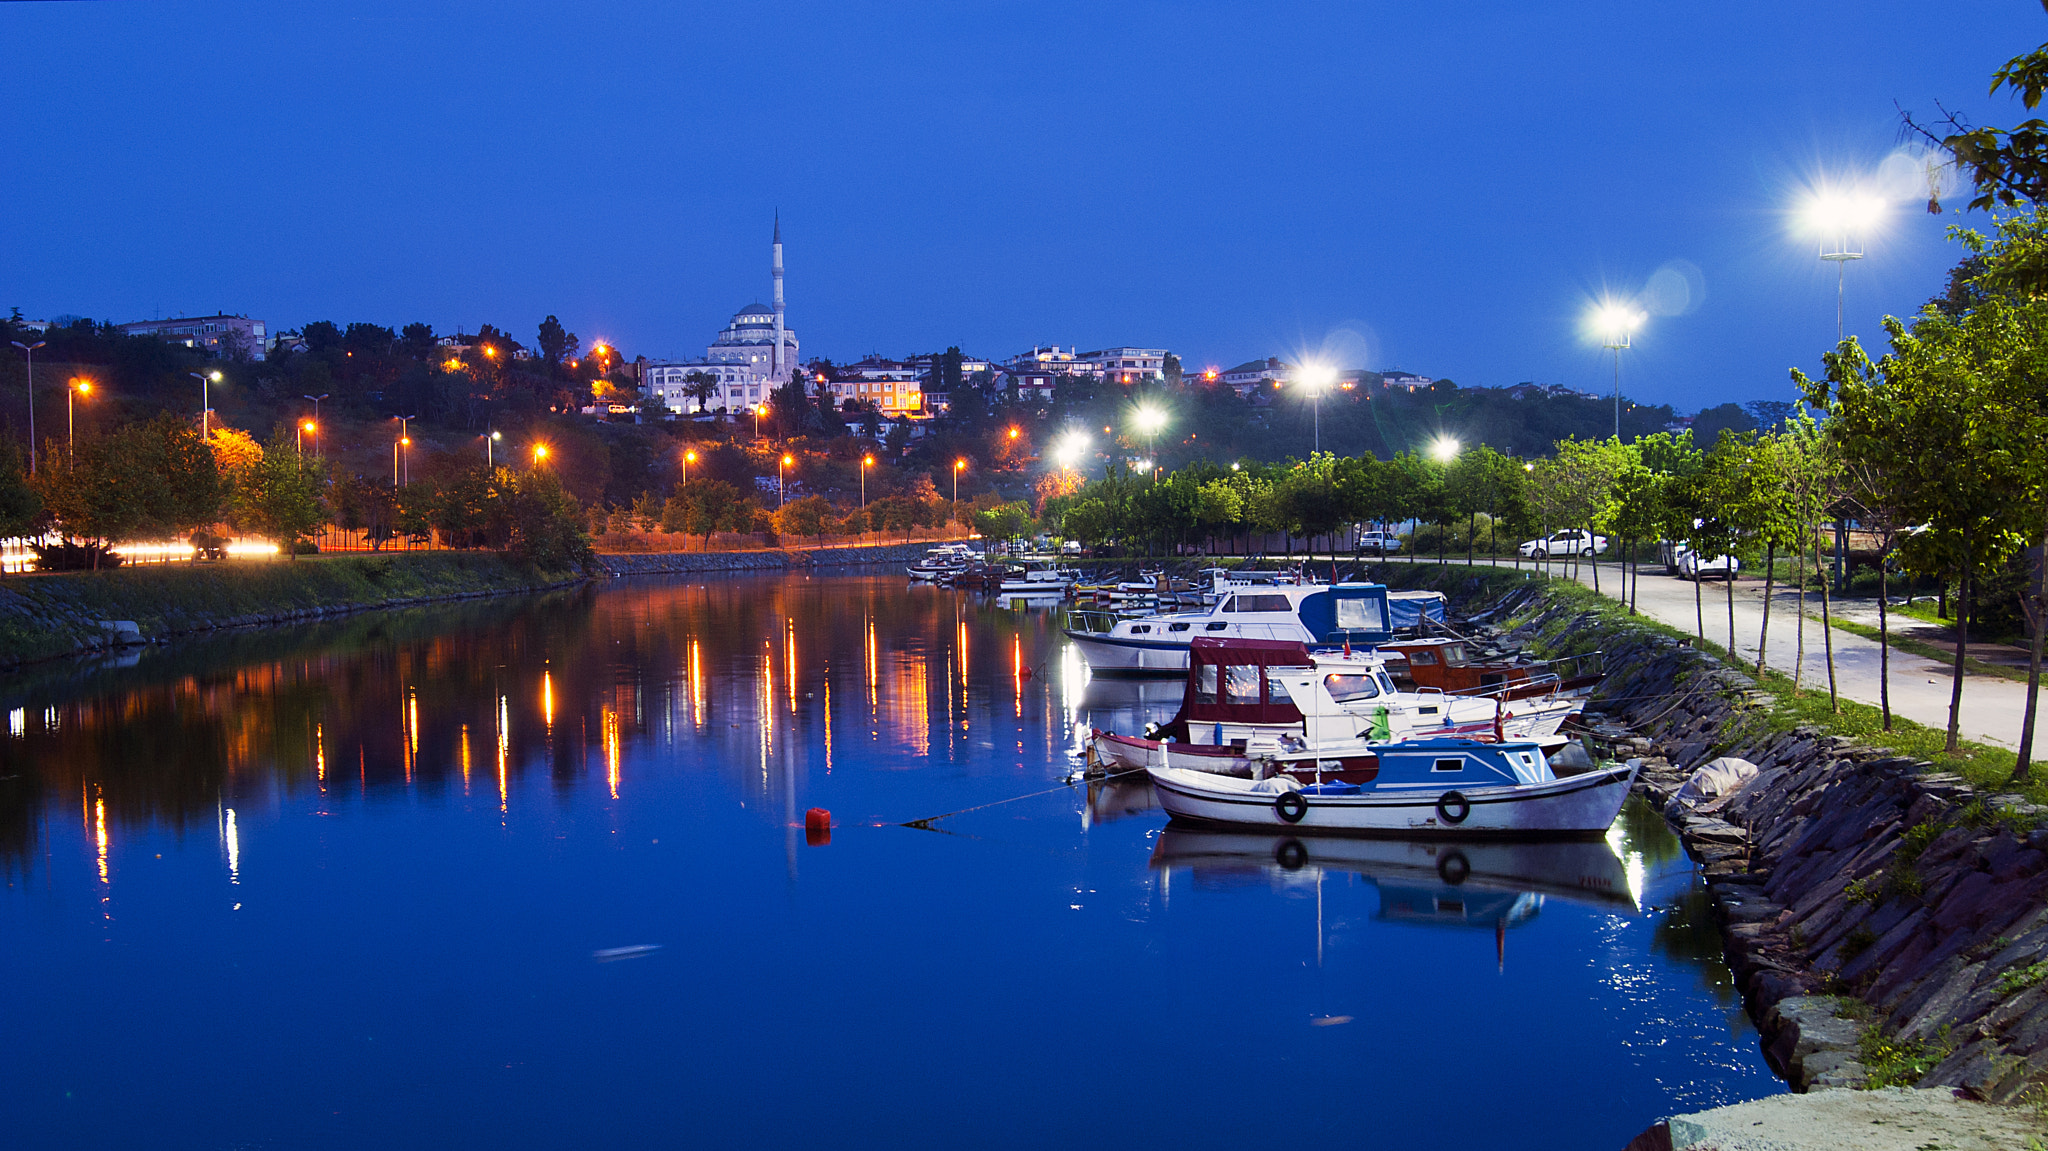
[394,415,418,485]
[67,378,91,454]
[1299,365,1337,455]
[190,370,223,442]
[953,457,967,506]
[302,393,329,455]
[861,453,873,510]
[298,420,316,458]
[394,437,411,485]
[1133,405,1166,479]
[1590,303,1642,439]
[682,448,698,484]
[779,453,794,507]
[754,403,767,440]
[1801,189,1884,344]
[12,340,44,475]
[482,429,502,468]
[532,443,550,467]
[1430,436,1460,464]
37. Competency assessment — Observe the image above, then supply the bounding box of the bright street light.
[1133,406,1166,478]
[1800,188,1885,344]
[779,452,795,507]
[13,340,46,475]
[188,369,222,447]
[754,403,767,439]
[482,429,502,468]
[1298,364,1337,454]
[953,457,967,506]
[682,447,698,483]
[298,419,316,457]
[1430,436,1460,464]
[1588,302,1643,438]
[532,443,550,466]
[1054,431,1090,470]
[860,453,874,510]
[67,378,91,453]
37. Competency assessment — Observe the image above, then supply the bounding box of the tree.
[683,371,720,415]
[536,315,578,372]
[776,495,835,542]
[238,430,326,556]
[0,439,41,545]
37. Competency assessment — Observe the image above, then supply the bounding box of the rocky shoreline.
[1371,568,2048,1145]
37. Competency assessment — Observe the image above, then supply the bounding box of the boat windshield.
[1440,643,1467,666]
[1324,673,1381,702]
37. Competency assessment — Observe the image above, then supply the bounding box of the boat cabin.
[1380,638,1605,700]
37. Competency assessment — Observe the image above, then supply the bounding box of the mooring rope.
[900,766,1146,829]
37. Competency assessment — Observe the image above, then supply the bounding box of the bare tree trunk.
[1816,534,1838,712]
[1947,558,1971,754]
[1878,548,1893,731]
[1590,538,1601,595]
[1758,542,1776,676]
[1794,544,1807,693]
[1726,566,1737,660]
[1694,571,1704,641]
[2014,526,2046,782]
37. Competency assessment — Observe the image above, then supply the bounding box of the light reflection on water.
[0,573,1780,1150]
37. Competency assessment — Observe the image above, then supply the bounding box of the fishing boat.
[1084,637,1580,775]
[1063,581,1396,674]
[997,565,1074,594]
[1147,737,1638,837]
[1380,636,1604,700]
[907,543,980,580]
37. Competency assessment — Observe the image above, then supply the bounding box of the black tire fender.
[1438,850,1470,885]
[1275,790,1308,824]
[1436,790,1471,826]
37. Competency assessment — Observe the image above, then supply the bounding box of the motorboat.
[998,565,1074,594]
[1147,737,1638,837]
[907,543,980,580]
[1085,638,1581,776]
[1063,581,1397,674]
[1379,637,1604,701]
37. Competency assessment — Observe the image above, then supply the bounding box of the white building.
[643,222,801,416]
[1078,347,1168,381]
[121,313,268,361]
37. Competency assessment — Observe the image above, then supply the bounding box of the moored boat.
[1148,737,1638,837]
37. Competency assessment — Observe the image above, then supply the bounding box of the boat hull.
[1063,631,1191,674]
[1147,762,1637,838]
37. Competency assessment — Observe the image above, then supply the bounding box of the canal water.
[0,573,1781,1149]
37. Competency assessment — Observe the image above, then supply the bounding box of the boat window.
[1334,596,1388,632]
[1323,673,1380,702]
[1168,622,1191,632]
[1204,622,1229,631]
[1129,625,1151,635]
[1432,758,1464,773]
[1217,596,1237,613]
[1376,671,1398,694]
[1224,666,1261,706]
[1517,753,1536,767]
[1236,594,1292,613]
[1197,665,1219,702]
[1441,643,1466,665]
[1410,650,1439,666]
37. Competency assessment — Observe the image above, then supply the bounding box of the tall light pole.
[303,393,329,457]
[953,457,966,506]
[754,403,766,440]
[1803,190,1881,345]
[393,437,410,486]
[1299,366,1335,455]
[482,429,501,468]
[68,379,91,454]
[1591,304,1641,439]
[1133,405,1165,481]
[13,340,44,475]
[532,443,550,468]
[298,420,316,458]
[190,369,222,443]
[683,448,697,484]
[779,453,793,508]
[860,453,873,510]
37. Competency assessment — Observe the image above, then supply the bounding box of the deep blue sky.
[3,1,2039,413]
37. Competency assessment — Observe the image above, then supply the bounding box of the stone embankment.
[1371,568,2048,1144]
[595,540,959,576]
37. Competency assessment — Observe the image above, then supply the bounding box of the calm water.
[0,573,1779,1150]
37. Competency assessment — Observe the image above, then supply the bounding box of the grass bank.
[0,552,588,666]
[1367,560,2044,807]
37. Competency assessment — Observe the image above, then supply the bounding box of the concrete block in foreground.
[1631,1087,2045,1150]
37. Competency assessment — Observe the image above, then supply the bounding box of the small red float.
[804,807,831,846]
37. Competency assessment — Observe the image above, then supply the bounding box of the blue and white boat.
[1063,581,1395,674]
[1147,737,1638,836]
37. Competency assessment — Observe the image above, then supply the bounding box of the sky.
[3,1,2042,414]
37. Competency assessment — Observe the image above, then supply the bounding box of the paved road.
[1402,556,2046,760]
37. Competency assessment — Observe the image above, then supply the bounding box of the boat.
[997,565,1074,594]
[1084,637,1581,776]
[1379,637,1605,701]
[1147,737,1638,837]
[907,543,980,580]
[1063,580,1397,674]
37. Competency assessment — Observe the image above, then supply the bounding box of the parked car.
[1658,540,1740,581]
[1518,530,1609,559]
[1357,530,1403,554]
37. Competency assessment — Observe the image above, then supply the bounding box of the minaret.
[771,214,786,381]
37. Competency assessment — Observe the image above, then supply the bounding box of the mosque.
[643,219,800,415]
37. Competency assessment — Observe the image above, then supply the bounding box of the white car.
[1519,530,1609,559]
[1660,540,1740,581]
[1357,530,1403,554]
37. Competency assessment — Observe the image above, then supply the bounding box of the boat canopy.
[1162,637,1316,737]
[1295,584,1395,646]
[1387,590,1448,629]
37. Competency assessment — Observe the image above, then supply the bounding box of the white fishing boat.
[1148,737,1638,837]
[998,565,1074,594]
[1084,638,1581,776]
[1063,581,1395,674]
[907,543,980,580]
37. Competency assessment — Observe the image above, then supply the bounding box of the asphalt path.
[1391,555,2046,760]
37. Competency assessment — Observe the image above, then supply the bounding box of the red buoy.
[804,807,831,846]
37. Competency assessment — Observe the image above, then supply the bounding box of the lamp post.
[302,393,329,455]
[482,429,502,468]
[67,379,91,454]
[1803,190,1881,344]
[1591,304,1641,439]
[532,443,550,467]
[754,403,766,440]
[1299,366,1335,455]
[12,340,44,475]
[1133,406,1166,480]
[860,453,873,509]
[953,457,966,507]
[298,420,316,458]
[190,370,223,443]
[683,448,697,484]
[395,415,418,485]
[779,453,793,508]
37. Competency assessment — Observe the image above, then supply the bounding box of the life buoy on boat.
[1437,850,1470,885]
[1275,791,1308,823]
[1436,790,1471,825]
[1275,839,1308,869]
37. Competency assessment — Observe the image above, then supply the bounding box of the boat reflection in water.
[1083,772,1159,826]
[1075,676,1183,741]
[1149,829,1639,963]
